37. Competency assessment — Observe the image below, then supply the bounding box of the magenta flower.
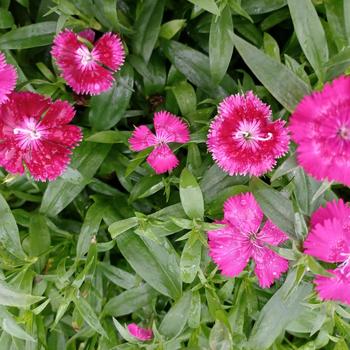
[290,75,350,186]
[0,92,82,181]
[127,323,153,341]
[0,52,17,104]
[207,193,289,288]
[304,199,350,305]
[51,29,125,95]
[207,91,289,176]
[129,111,190,174]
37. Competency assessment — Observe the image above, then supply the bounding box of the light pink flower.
[0,52,17,104]
[51,29,125,95]
[129,111,190,174]
[304,199,350,305]
[290,75,350,186]
[207,91,289,176]
[207,193,289,288]
[0,92,82,181]
[127,323,153,341]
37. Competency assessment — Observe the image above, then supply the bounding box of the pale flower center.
[76,46,96,68]
[233,119,272,150]
[339,125,350,140]
[13,117,42,147]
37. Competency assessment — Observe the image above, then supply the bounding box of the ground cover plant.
[0,0,350,349]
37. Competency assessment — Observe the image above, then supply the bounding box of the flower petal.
[154,111,190,144]
[0,52,17,105]
[39,100,76,127]
[259,219,288,246]
[127,323,153,341]
[0,141,24,175]
[147,144,179,174]
[315,267,350,305]
[129,125,157,151]
[304,218,350,263]
[208,223,251,278]
[253,247,289,288]
[223,193,263,234]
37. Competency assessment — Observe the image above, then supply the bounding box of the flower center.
[76,46,96,68]
[13,117,42,148]
[338,126,350,140]
[13,127,41,140]
[233,119,273,150]
[248,231,263,248]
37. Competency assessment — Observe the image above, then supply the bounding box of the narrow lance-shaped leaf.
[250,177,296,239]
[180,168,204,220]
[287,0,328,81]
[233,33,310,112]
[209,5,234,83]
[187,0,220,15]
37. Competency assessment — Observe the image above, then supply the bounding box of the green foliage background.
[0,0,349,349]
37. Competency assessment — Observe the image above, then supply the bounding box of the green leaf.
[2,317,35,342]
[160,20,186,40]
[129,175,164,201]
[180,168,204,220]
[29,213,50,272]
[108,217,139,239]
[209,320,233,350]
[287,0,328,81]
[188,290,201,328]
[242,0,287,15]
[325,0,348,50]
[263,32,280,61]
[40,142,111,216]
[0,9,13,29]
[248,271,313,350]
[89,63,134,130]
[0,193,26,259]
[159,291,192,339]
[76,203,104,259]
[98,262,137,289]
[104,284,157,316]
[86,130,130,144]
[74,296,107,338]
[180,232,202,283]
[133,0,165,62]
[187,0,220,15]
[117,231,182,299]
[325,46,350,80]
[233,33,310,112]
[0,22,56,49]
[0,280,43,307]
[172,81,197,116]
[250,177,296,239]
[209,6,234,83]
[161,39,235,98]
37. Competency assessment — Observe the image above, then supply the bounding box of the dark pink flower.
[207,193,289,288]
[127,323,153,341]
[0,92,82,181]
[207,92,289,176]
[0,52,17,104]
[51,29,125,95]
[290,75,350,186]
[304,199,350,305]
[129,111,190,174]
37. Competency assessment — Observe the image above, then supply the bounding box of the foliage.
[0,0,349,349]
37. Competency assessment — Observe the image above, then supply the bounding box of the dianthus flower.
[290,76,350,186]
[0,52,17,104]
[51,29,125,95]
[304,199,350,305]
[0,92,82,181]
[127,323,153,341]
[207,91,289,176]
[207,193,289,288]
[129,111,190,174]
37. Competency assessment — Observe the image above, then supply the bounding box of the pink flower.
[51,29,125,95]
[207,193,289,288]
[127,323,153,341]
[304,199,350,305]
[290,75,350,186]
[0,92,82,181]
[0,52,17,104]
[129,111,190,174]
[207,91,289,176]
